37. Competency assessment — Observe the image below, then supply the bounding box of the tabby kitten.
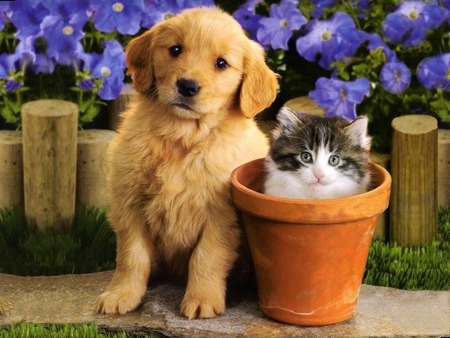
[263,107,372,199]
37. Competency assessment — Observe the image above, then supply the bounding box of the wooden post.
[22,100,78,231]
[258,97,326,135]
[77,129,116,209]
[390,115,438,245]
[0,131,23,209]
[108,83,133,130]
[284,96,325,116]
[438,129,450,208]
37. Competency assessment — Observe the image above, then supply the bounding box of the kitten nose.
[177,78,200,97]
[314,170,325,181]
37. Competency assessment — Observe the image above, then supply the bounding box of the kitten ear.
[344,116,371,151]
[277,107,304,132]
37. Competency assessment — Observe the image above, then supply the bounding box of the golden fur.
[95,7,279,319]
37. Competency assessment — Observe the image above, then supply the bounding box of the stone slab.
[0,271,449,337]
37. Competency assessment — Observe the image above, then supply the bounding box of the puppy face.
[126,7,279,119]
[151,10,246,119]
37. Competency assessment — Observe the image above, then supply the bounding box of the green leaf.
[79,104,101,123]
[0,105,20,124]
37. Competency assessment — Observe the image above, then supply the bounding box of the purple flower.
[14,40,36,72]
[90,0,145,35]
[78,39,125,100]
[233,0,263,40]
[311,0,369,19]
[41,15,85,65]
[416,53,450,91]
[379,60,411,94]
[77,79,95,91]
[98,74,123,100]
[382,1,448,47]
[9,0,49,40]
[311,0,337,19]
[4,80,23,92]
[32,54,56,74]
[256,0,307,50]
[309,77,371,120]
[353,0,370,18]
[14,38,55,74]
[0,3,11,31]
[0,53,19,79]
[41,0,89,22]
[142,0,214,28]
[363,32,396,61]
[296,12,364,69]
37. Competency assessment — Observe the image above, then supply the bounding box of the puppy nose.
[177,78,200,97]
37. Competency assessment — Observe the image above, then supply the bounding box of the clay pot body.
[231,158,391,326]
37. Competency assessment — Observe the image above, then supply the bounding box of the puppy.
[95,7,279,319]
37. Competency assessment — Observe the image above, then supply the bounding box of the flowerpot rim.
[231,158,391,224]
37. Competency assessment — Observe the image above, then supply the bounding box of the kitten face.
[264,108,371,199]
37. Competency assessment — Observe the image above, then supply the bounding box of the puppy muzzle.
[177,78,201,97]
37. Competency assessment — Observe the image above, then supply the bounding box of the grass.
[0,206,116,276]
[363,205,450,290]
[0,205,449,290]
[0,323,135,338]
[0,209,123,337]
[0,206,448,337]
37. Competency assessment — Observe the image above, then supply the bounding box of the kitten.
[263,107,372,199]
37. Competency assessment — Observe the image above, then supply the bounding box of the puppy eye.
[169,45,182,57]
[215,58,228,70]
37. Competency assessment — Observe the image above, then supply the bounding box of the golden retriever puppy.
[95,7,279,319]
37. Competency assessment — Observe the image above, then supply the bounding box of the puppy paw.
[95,289,143,315]
[180,293,225,319]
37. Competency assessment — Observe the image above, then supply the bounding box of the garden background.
[0,0,449,336]
[1,0,449,150]
[0,0,449,290]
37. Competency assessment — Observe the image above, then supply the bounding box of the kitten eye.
[169,45,182,57]
[301,152,313,163]
[215,58,228,70]
[329,155,340,166]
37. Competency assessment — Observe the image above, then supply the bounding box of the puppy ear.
[126,28,156,94]
[239,40,279,118]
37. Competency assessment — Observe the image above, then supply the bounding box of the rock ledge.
[0,271,448,337]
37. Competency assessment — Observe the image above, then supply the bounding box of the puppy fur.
[95,7,279,319]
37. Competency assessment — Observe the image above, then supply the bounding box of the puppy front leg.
[95,213,152,314]
[180,214,240,319]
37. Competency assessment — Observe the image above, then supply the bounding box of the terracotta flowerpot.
[230,158,391,326]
